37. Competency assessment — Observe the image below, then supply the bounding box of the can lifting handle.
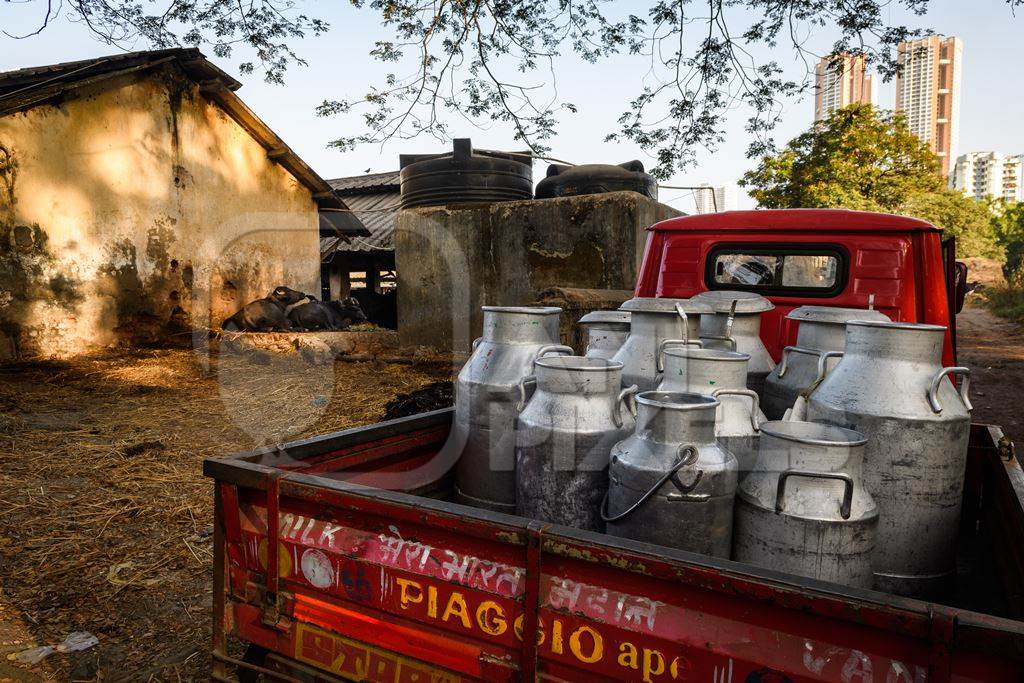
[612,384,639,429]
[534,344,574,361]
[725,300,737,338]
[701,335,737,351]
[927,367,972,413]
[711,388,760,431]
[515,375,537,413]
[775,470,854,520]
[778,346,838,379]
[472,337,483,351]
[601,445,701,522]
[656,338,704,372]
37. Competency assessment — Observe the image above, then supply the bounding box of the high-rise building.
[814,54,876,122]
[694,185,735,214]
[951,152,1024,202]
[895,36,964,178]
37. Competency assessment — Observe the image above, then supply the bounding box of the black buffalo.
[222,286,306,332]
[326,297,368,328]
[288,296,368,331]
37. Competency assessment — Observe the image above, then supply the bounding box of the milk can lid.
[618,297,713,314]
[691,290,775,313]
[577,310,631,325]
[786,305,891,325]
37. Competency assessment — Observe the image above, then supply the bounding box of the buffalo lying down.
[222,288,367,332]
[287,295,368,331]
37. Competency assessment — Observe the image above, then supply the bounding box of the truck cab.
[635,208,964,364]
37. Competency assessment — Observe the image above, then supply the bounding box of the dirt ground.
[956,302,1024,448]
[0,347,451,681]
[1,307,1022,682]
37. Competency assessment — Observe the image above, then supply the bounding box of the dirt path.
[956,304,1024,448]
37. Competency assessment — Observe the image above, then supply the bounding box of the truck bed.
[204,412,1024,682]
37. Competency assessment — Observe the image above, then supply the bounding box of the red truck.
[205,209,1023,682]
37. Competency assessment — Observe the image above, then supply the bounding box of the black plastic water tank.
[534,160,657,200]
[399,138,533,209]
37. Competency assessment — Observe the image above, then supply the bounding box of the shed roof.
[321,172,401,258]
[0,48,368,237]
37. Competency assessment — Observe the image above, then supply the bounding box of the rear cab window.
[705,244,847,297]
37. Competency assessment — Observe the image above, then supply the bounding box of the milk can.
[691,290,776,396]
[806,321,972,597]
[732,420,878,589]
[762,306,891,420]
[515,356,637,531]
[656,347,763,477]
[612,298,713,392]
[454,306,570,513]
[578,310,631,360]
[603,392,738,557]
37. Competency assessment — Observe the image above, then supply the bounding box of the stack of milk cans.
[453,295,972,597]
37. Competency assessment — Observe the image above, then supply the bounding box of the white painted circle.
[300,549,335,589]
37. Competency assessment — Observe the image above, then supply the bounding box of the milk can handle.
[601,445,700,522]
[927,366,973,413]
[612,385,639,429]
[656,338,704,372]
[711,389,760,431]
[534,344,574,361]
[515,376,537,413]
[778,348,835,378]
[472,337,483,351]
[700,334,737,351]
[775,470,854,520]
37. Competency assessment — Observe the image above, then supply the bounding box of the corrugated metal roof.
[322,172,401,255]
[328,171,401,194]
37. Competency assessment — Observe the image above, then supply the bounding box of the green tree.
[741,104,1005,259]
[741,104,943,211]
[992,201,1024,276]
[901,191,1004,260]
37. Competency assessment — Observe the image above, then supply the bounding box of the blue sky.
[2,1,1021,211]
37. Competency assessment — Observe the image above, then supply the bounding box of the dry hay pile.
[0,348,450,680]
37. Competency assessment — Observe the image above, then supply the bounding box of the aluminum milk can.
[603,391,738,557]
[806,321,972,597]
[733,420,878,589]
[762,306,891,420]
[515,356,637,531]
[578,310,631,360]
[454,306,569,513]
[612,298,713,392]
[657,347,763,477]
[691,290,776,397]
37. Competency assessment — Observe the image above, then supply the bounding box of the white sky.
[2,1,1021,212]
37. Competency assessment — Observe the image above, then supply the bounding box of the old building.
[0,49,365,359]
[321,171,400,328]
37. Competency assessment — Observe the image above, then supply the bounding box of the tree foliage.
[901,191,1004,260]
[3,0,328,84]
[992,201,1024,276]
[741,104,942,210]
[7,0,947,177]
[742,103,1004,259]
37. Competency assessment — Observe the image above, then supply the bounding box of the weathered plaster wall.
[0,67,320,359]
[395,192,680,354]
